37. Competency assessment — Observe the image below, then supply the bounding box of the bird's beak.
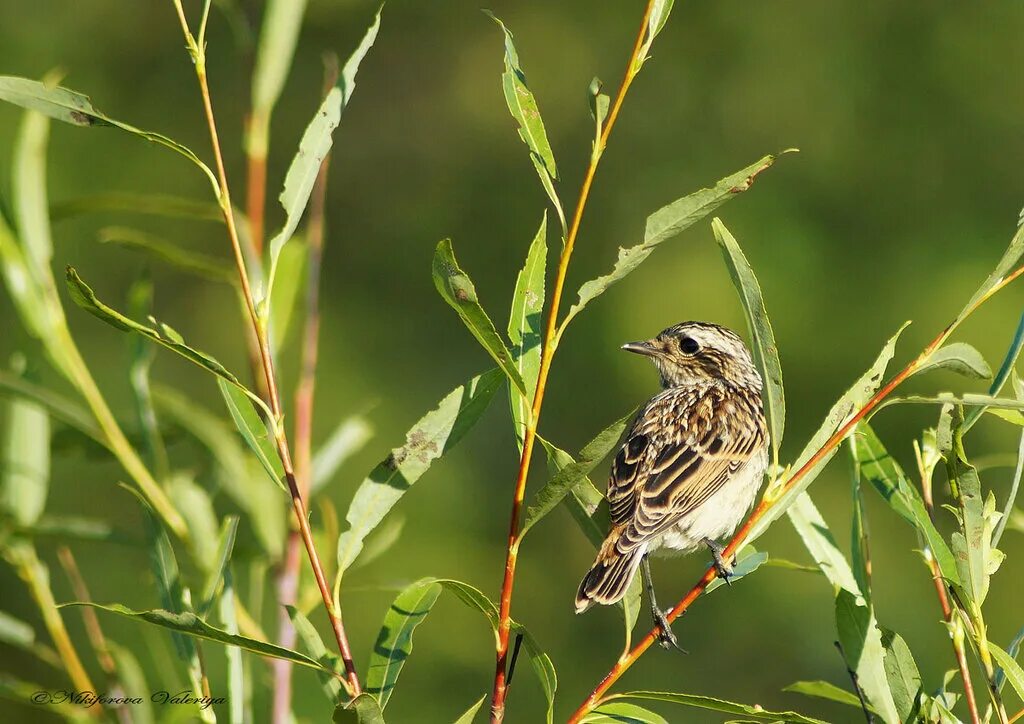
[621,340,660,357]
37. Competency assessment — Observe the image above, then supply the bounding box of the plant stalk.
[488,4,656,721]
[272,54,338,724]
[170,2,361,697]
[568,256,1024,722]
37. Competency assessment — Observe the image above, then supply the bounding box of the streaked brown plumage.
[575,321,768,646]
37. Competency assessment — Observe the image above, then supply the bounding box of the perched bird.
[575,321,768,649]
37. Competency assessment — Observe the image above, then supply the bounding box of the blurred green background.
[2,1,1023,722]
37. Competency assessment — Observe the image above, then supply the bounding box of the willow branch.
[170,3,360,697]
[569,257,1024,722]
[489,3,657,722]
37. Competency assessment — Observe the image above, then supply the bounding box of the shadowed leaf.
[603,691,827,723]
[218,378,285,491]
[98,226,235,283]
[783,681,873,711]
[914,342,992,379]
[835,589,900,723]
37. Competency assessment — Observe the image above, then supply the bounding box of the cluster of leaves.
[1,1,1023,723]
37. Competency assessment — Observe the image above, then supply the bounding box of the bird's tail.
[575,533,645,613]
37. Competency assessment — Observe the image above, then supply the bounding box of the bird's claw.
[652,608,688,653]
[705,539,735,585]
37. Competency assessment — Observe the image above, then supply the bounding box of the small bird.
[575,321,768,649]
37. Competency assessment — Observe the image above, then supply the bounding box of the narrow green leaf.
[712,217,784,465]
[0,610,60,669]
[335,370,502,576]
[604,691,827,723]
[880,629,922,723]
[217,378,285,490]
[65,267,248,389]
[851,422,960,586]
[269,238,307,354]
[265,9,380,300]
[334,693,385,723]
[783,680,872,711]
[17,515,130,546]
[454,695,487,724]
[366,579,443,709]
[154,387,286,558]
[582,702,669,724]
[13,103,54,283]
[914,342,992,379]
[433,240,526,394]
[958,221,1024,322]
[537,436,609,548]
[849,445,870,601]
[63,603,328,673]
[0,369,101,445]
[98,226,235,283]
[521,408,634,537]
[0,213,63,341]
[941,416,988,603]
[747,322,909,544]
[513,622,557,724]
[351,515,405,572]
[250,0,309,120]
[835,589,900,724]
[786,493,861,596]
[287,606,343,703]
[705,547,768,594]
[311,414,374,494]
[218,569,245,724]
[990,642,1024,707]
[484,12,562,227]
[0,76,217,192]
[995,625,1024,694]
[0,673,93,721]
[587,77,610,138]
[2,373,50,526]
[167,473,219,571]
[108,642,155,724]
[508,214,547,447]
[647,0,676,41]
[127,275,169,478]
[51,192,223,222]
[562,153,793,331]
[198,516,239,617]
[965,309,1024,431]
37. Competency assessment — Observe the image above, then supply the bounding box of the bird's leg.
[704,538,735,584]
[641,555,687,653]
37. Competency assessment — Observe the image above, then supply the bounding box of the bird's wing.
[609,386,764,554]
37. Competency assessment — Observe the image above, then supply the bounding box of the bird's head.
[622,321,762,390]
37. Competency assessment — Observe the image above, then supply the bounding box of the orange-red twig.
[569,259,1024,722]
[488,4,657,722]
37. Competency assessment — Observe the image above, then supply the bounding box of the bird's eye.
[679,337,699,354]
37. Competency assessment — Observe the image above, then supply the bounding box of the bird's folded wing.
[611,394,763,554]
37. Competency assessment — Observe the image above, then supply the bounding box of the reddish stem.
[488,5,656,722]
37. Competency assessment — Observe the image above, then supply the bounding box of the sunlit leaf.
[958,221,1024,322]
[454,695,487,724]
[786,493,860,595]
[0,370,99,445]
[333,693,385,723]
[835,589,900,724]
[940,415,988,604]
[166,473,219,571]
[562,152,793,332]
[218,378,285,491]
[747,322,909,544]
[366,578,442,710]
[198,516,239,617]
[602,691,826,723]
[433,240,526,394]
[249,0,309,125]
[713,217,784,466]
[484,12,563,226]
[783,680,871,711]
[880,628,922,723]
[287,606,343,703]
[1,371,50,527]
[218,568,245,724]
[62,603,329,673]
[914,342,991,380]
[335,370,502,577]
[508,214,547,447]
[265,8,380,301]
[0,76,217,192]
[705,547,768,594]
[582,702,669,724]
[990,642,1024,709]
